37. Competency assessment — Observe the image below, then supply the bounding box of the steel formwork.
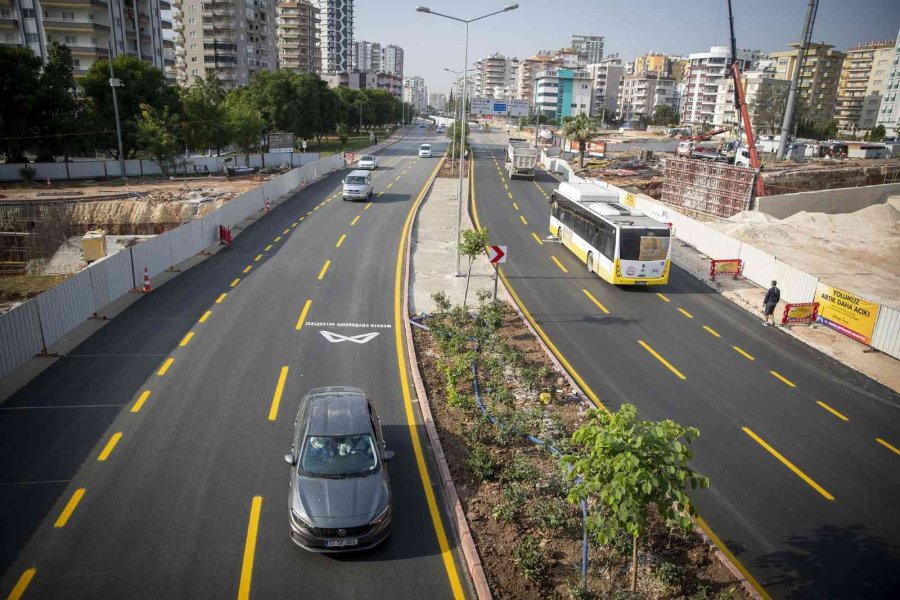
[661,157,758,219]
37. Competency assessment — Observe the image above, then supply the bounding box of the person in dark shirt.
[763,281,780,326]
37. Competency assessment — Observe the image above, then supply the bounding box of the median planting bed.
[411,293,750,599]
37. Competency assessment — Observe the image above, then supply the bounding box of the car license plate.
[634,281,648,285]
[326,538,359,548]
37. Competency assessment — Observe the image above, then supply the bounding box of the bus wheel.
[586,252,593,273]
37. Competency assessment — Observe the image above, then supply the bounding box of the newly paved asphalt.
[470,133,900,599]
[0,132,472,599]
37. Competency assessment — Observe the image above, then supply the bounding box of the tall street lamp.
[417,3,519,275]
[444,67,463,176]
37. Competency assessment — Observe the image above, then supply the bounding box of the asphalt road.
[0,131,472,599]
[470,132,900,600]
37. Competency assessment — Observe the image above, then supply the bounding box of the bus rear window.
[619,229,670,261]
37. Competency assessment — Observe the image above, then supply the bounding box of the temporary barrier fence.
[872,306,900,360]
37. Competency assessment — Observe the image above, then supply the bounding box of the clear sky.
[355,0,900,96]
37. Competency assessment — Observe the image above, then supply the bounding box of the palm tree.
[562,114,598,168]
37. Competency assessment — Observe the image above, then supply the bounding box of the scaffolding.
[0,202,75,273]
[660,157,758,219]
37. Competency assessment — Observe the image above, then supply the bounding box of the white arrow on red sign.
[488,245,507,264]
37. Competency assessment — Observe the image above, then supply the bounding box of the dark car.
[284,386,394,552]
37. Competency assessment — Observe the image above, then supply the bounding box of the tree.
[182,77,229,154]
[866,124,886,142]
[563,404,710,593]
[224,92,264,159]
[652,104,676,126]
[136,103,180,175]
[750,84,788,136]
[458,228,489,310]
[562,114,598,168]
[336,123,350,148]
[0,47,43,162]
[35,42,78,162]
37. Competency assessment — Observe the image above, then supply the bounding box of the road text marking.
[317,260,331,280]
[551,256,568,273]
[131,391,151,413]
[770,370,796,388]
[638,340,687,380]
[157,358,174,376]
[268,366,289,421]
[742,427,834,500]
[98,433,123,461]
[582,289,610,315]
[237,496,263,600]
[295,299,312,331]
[54,488,86,527]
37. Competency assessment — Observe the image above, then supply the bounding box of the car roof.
[420,144,431,147]
[304,387,371,436]
[360,155,375,160]
[347,169,371,177]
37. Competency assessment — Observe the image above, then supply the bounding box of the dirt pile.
[762,158,900,195]
[68,197,226,235]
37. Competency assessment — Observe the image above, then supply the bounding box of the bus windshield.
[619,229,670,261]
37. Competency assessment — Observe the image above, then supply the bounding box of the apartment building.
[534,67,592,120]
[473,52,518,100]
[516,53,559,101]
[350,39,379,72]
[381,43,402,77]
[323,69,400,96]
[570,33,603,64]
[403,75,426,112]
[770,42,844,124]
[585,55,624,119]
[617,72,678,124]
[429,92,447,112]
[710,64,789,130]
[876,29,900,136]
[312,0,351,74]
[834,40,894,132]
[1,0,169,76]
[633,52,688,80]
[276,0,319,75]
[680,45,761,126]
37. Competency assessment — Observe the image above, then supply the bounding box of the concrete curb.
[402,158,493,600]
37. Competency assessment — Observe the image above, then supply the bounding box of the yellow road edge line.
[157,357,174,376]
[770,370,796,388]
[351,215,361,226]
[131,390,151,413]
[199,310,212,323]
[550,255,569,273]
[677,307,693,319]
[638,339,687,380]
[268,366,289,421]
[317,259,331,280]
[243,265,252,274]
[254,254,262,262]
[816,400,849,421]
[657,292,670,302]
[394,156,465,598]
[365,202,373,210]
[582,289,611,315]
[742,427,834,500]
[703,325,721,338]
[179,332,194,347]
[295,299,312,331]
[54,488,86,528]
[97,432,123,461]
[230,278,240,288]
[7,568,36,600]
[733,346,755,361]
[519,215,528,225]
[695,517,774,600]
[531,232,544,246]
[876,437,900,456]
[336,234,347,248]
[237,496,263,600]
[216,292,227,304]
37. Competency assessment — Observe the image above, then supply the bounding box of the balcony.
[203,20,236,32]
[43,19,110,32]
[41,0,107,6]
[69,45,110,57]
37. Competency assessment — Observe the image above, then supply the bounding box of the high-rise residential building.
[2,0,169,76]
[429,92,447,112]
[473,53,518,100]
[834,40,895,133]
[876,29,900,136]
[403,75,426,112]
[680,45,760,126]
[534,67,592,119]
[770,42,844,124]
[710,63,789,130]
[617,72,679,124]
[313,0,352,74]
[324,69,399,96]
[351,39,380,72]
[277,0,320,75]
[516,53,559,101]
[570,34,604,65]
[586,55,624,119]
[174,0,277,88]
[633,52,688,79]
[381,43,403,77]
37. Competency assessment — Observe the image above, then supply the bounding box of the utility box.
[81,230,107,262]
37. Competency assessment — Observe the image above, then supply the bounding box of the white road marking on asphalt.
[318,331,381,344]
[306,321,392,329]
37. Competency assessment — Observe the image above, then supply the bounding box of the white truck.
[506,138,539,180]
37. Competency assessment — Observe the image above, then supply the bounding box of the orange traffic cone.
[142,267,151,293]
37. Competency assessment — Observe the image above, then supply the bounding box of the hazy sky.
[355,0,900,96]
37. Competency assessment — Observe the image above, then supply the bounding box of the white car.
[418,144,432,158]
[436,127,445,134]
[357,155,378,170]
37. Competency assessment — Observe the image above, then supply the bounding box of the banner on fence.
[814,283,880,344]
[782,302,819,325]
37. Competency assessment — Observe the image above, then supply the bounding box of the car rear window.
[301,434,378,476]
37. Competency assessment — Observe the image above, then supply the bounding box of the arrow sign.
[488,245,507,264]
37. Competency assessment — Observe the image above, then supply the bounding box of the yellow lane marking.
[742,427,834,500]
[550,256,568,273]
[582,289,610,314]
[531,232,544,245]
[199,310,212,323]
[695,517,774,600]
[395,176,401,181]
[274,236,282,242]
[300,216,306,222]
[503,183,509,190]
[7,568,36,600]
[314,207,320,211]
[365,202,373,210]
[179,332,194,347]
[507,191,513,199]
[317,259,331,280]
[703,325,721,338]
[216,293,227,304]
[377,191,385,197]
[157,358,174,376]
[770,370,796,388]
[336,234,347,248]
[876,438,900,456]
[264,244,273,251]
[254,254,262,262]
[268,366,289,421]
[733,346,755,360]
[230,278,240,288]
[243,265,252,274]
[512,202,519,210]
[283,229,290,235]
[386,182,393,189]
[54,488,86,528]
[393,156,465,599]
[817,401,849,421]
[657,293,670,302]
[638,340,687,380]
[678,307,693,319]
[131,391,151,413]
[519,215,528,226]
[292,222,298,227]
[97,432,123,461]
[237,496,263,600]
[351,215,361,226]
[307,211,312,215]
[295,299,312,331]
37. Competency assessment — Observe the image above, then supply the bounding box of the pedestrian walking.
[762,280,780,326]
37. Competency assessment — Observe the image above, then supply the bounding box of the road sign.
[268,132,294,153]
[488,245,507,264]
[508,99,530,117]
[471,98,531,117]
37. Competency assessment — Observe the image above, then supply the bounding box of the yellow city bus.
[549,183,671,285]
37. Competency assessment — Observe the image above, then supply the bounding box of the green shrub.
[531,496,576,532]
[501,455,539,483]
[492,483,527,522]
[514,535,545,580]
[431,291,451,313]
[655,561,687,590]
[466,441,497,481]
[19,165,36,181]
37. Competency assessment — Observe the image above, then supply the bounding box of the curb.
[402,158,493,600]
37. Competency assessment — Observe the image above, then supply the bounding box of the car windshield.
[420,145,430,150]
[360,156,375,161]
[300,434,378,477]
[345,176,367,185]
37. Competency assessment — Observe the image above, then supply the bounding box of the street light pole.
[108,42,126,178]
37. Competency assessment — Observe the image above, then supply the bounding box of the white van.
[342,170,373,201]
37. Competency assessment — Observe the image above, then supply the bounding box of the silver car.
[284,386,394,552]
[357,155,378,170]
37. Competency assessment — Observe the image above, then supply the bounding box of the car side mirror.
[284,453,296,465]
[384,450,395,462]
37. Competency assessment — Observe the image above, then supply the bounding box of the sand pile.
[67,197,227,234]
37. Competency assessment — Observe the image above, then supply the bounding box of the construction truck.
[506,138,539,180]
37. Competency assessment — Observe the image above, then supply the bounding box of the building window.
[188,18,195,24]
[25,33,39,43]
[189,5,196,11]
[65,35,77,44]
[189,31,196,37]
[192,68,198,75]
[23,8,36,18]
[189,43,197,50]
[62,11,75,20]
